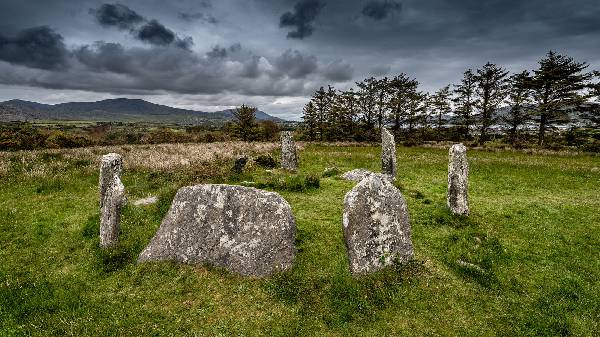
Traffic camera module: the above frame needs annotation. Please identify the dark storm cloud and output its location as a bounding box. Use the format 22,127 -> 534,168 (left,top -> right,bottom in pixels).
323,60 -> 354,82
90,3 -> 145,30
206,43 -> 241,59
273,49 -> 318,78
90,3 -> 193,49
137,20 -> 175,46
178,12 -> 218,24
0,37 -> 341,97
279,0 -> 325,39
361,1 -> 402,20
0,26 -> 69,70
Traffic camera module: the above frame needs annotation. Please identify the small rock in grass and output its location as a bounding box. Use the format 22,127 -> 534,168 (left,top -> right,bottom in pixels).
133,196 -> 158,206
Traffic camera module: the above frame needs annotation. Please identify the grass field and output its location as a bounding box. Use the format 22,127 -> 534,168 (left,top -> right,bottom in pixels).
1,143 -> 599,336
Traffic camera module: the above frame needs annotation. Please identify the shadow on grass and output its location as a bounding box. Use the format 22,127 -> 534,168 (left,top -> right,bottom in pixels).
263,260 -> 426,328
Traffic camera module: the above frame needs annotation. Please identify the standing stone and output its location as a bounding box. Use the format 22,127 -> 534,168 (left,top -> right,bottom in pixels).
381,128 -> 397,179
99,153 -> 125,248
138,184 -> 297,277
447,143 -> 469,215
342,174 -> 413,275
280,131 -> 298,171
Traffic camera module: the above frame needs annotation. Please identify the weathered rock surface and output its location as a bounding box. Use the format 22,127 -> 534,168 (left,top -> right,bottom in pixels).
280,131 -> 298,171
447,143 -> 469,215
342,174 -> 413,275
138,184 -> 297,277
381,128 -> 397,179
342,168 -> 374,182
99,153 -> 125,248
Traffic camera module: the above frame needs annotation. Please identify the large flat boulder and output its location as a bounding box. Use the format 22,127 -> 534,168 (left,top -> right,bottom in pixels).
343,174 -> 413,275
138,184 -> 296,277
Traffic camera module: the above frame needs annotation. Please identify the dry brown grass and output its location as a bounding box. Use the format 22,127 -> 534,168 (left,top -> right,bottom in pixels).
0,142 -> 291,178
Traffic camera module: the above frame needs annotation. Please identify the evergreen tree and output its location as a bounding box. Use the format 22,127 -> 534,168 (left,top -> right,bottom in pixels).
530,51 -> 592,145
404,91 -> 428,138
232,104 -> 257,141
453,69 -> 477,139
356,77 -> 378,129
311,86 -> 329,140
579,70 -> 600,129
474,62 -> 509,145
387,74 -> 419,137
429,85 -> 452,140
301,101 -> 318,139
375,77 -> 390,130
504,71 -> 533,145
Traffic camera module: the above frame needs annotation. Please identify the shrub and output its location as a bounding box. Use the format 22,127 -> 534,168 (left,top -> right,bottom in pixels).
254,154 -> 277,168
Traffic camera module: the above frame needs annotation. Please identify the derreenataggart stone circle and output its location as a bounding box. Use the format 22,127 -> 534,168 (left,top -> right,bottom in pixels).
342,174 -> 413,275
447,143 -> 469,215
280,131 -> 298,171
381,128 -> 397,179
99,153 -> 125,248
138,184 -> 297,277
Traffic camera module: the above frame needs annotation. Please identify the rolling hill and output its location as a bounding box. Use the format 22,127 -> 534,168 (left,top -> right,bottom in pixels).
0,98 -> 285,124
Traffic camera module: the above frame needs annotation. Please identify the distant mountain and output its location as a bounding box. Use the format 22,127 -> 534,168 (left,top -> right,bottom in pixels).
0,98 -> 285,124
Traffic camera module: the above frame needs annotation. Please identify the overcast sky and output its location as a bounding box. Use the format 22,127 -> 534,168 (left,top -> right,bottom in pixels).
1,0 -> 599,120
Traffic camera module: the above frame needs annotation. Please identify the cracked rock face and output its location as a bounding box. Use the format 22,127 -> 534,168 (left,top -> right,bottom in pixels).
447,144 -> 469,215
280,131 -> 298,171
381,128 -> 397,178
99,153 -> 125,248
138,184 -> 297,277
342,174 -> 413,275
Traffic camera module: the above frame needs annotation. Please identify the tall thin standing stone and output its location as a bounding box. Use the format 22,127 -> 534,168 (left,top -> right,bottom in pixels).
381,128 -> 397,179
447,144 -> 469,215
281,131 -> 298,171
99,153 -> 125,248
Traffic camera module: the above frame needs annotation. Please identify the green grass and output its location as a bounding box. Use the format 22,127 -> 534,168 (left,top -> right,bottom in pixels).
1,144 -> 599,336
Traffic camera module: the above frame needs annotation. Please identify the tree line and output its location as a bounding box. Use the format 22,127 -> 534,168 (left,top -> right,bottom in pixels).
300,51 -> 600,149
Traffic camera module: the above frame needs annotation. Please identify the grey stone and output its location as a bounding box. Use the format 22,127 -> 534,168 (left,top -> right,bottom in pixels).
99,153 -> 125,248
138,184 -> 297,277
342,174 -> 413,275
280,131 -> 298,171
447,143 -> 469,215
133,196 -> 158,206
381,128 -> 397,178
342,168 -> 374,182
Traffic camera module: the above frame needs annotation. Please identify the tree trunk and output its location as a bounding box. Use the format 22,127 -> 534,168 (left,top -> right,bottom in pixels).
538,113 -> 547,146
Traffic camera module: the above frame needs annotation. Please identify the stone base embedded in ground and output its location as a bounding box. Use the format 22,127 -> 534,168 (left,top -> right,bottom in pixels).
343,174 -> 413,275
99,153 -> 125,248
447,143 -> 469,215
138,184 -> 297,277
